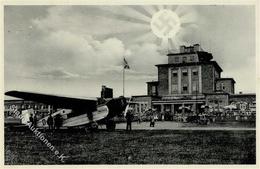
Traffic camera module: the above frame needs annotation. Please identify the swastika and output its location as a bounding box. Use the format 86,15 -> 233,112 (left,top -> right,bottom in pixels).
151,10 -> 181,39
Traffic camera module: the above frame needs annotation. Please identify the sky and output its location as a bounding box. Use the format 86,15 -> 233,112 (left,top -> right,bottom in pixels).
4,5 -> 256,98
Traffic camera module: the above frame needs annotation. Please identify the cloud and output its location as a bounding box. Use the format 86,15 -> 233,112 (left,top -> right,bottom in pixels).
32,6 -> 150,37
37,67 -> 80,79
8,5 -> 167,82
127,43 -> 167,74
8,27 -> 163,81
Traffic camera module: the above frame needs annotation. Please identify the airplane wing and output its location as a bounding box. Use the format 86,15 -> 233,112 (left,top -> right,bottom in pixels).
5,90 -> 97,112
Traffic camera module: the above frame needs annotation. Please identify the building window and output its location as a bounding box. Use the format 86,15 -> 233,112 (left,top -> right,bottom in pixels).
172,70 -> 178,77
136,104 -> 140,113
152,86 -> 156,94
192,69 -> 198,76
221,83 -> 225,90
183,84 -> 188,92
172,84 -> 178,92
141,104 -> 144,112
182,70 -> 188,76
175,57 -> 179,63
192,83 -> 198,92
183,57 -> 187,63
190,56 -> 194,61
215,71 -> 219,78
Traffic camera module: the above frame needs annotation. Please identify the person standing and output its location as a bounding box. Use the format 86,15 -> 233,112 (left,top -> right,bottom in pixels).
137,112 -> 141,124
29,114 -> 34,124
150,115 -> 155,127
33,114 -> 38,127
47,114 -> 54,130
54,114 -> 63,130
125,111 -> 133,131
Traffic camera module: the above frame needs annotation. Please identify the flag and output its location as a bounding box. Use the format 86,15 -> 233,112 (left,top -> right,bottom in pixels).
123,58 -> 130,69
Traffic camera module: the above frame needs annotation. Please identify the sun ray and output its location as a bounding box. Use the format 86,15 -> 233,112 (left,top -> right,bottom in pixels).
169,38 -> 179,52
97,6 -> 150,25
87,13 -> 151,36
129,6 -> 153,18
142,5 -> 157,16
130,31 -> 157,43
97,27 -> 151,40
122,6 -> 152,23
160,38 -> 169,50
174,6 -> 190,17
176,25 -> 199,41
179,12 -> 198,24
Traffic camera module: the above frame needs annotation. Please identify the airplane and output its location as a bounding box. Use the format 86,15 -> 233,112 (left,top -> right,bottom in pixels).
5,90 -> 128,131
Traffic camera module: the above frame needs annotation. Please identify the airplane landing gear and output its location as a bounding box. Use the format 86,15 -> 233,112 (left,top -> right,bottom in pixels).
106,119 -> 116,131
86,121 -> 98,132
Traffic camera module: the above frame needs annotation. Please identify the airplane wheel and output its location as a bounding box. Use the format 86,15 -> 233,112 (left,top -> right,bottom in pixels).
87,122 -> 98,131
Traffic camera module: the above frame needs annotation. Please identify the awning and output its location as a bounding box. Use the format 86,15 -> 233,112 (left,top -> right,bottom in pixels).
178,106 -> 190,110
224,105 -> 237,110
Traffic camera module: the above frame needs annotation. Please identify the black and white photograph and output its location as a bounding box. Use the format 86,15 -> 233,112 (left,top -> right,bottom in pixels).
3,2 -> 258,165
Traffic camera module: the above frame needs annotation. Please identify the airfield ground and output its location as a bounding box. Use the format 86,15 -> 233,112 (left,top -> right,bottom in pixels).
5,121 -> 255,164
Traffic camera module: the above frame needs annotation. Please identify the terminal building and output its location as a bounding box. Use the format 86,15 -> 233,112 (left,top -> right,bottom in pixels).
131,44 -> 255,118
4,99 -> 54,124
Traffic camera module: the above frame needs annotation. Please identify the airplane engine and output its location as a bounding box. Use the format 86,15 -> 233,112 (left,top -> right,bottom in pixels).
105,96 -> 127,119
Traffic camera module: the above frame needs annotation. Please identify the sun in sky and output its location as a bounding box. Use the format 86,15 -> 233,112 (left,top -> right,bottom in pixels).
98,5 -> 198,53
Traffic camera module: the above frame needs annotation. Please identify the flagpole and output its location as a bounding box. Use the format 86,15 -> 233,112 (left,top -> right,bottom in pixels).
123,66 -> 125,97
123,57 -> 129,97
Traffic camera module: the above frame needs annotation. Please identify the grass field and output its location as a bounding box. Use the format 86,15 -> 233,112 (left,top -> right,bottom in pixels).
5,128 -> 255,164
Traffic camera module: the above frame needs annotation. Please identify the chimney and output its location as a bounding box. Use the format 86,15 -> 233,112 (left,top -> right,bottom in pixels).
180,45 -> 185,53
193,44 -> 200,52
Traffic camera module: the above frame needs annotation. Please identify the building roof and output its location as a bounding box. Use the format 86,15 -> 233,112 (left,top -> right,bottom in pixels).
146,81 -> 159,84
167,52 -> 196,56
155,61 -> 223,72
216,78 -> 236,84
131,95 -> 161,99
230,93 -> 256,97
204,92 -> 230,96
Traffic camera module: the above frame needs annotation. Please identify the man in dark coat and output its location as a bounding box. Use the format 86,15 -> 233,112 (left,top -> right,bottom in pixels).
33,114 -> 38,127
47,114 -> 54,130
29,114 -> 34,124
54,114 -> 63,130
125,111 -> 133,131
